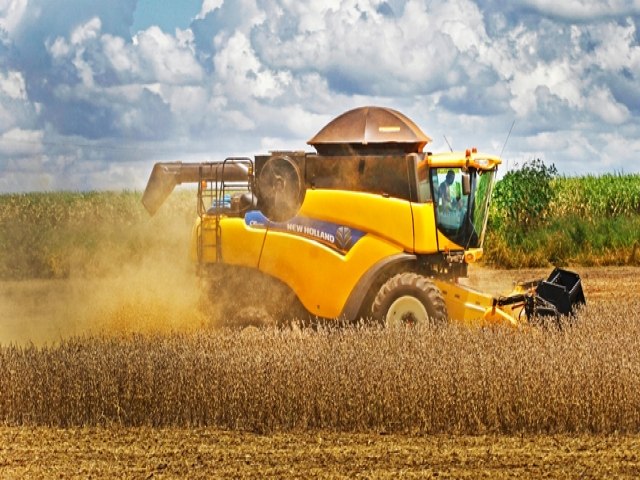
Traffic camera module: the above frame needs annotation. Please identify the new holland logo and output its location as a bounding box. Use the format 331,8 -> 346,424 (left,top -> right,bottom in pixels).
335,226 -> 353,251
245,211 -> 365,254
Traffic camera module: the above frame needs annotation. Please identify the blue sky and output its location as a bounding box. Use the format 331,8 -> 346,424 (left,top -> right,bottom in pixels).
0,0 -> 639,192
132,0 -> 202,33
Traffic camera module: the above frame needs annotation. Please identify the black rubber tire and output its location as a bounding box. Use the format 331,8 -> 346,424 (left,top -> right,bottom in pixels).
371,272 -> 448,327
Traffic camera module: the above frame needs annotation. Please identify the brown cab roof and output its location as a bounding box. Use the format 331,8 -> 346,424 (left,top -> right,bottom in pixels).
307,106 -> 431,152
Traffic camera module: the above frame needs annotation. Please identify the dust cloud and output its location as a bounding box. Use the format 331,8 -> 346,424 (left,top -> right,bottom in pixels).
0,254 -> 206,346
0,193 -> 208,346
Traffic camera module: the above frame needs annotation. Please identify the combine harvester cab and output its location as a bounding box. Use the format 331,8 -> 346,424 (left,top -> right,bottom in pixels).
142,106 -> 585,328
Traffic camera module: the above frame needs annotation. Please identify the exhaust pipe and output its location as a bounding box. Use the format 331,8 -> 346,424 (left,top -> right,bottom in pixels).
142,161 -> 250,215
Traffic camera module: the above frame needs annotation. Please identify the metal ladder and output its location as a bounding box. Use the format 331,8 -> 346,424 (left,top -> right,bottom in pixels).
197,158 -> 253,264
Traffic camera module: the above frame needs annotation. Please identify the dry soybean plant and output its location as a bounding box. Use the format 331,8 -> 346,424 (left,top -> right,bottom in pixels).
1,299 -> 640,434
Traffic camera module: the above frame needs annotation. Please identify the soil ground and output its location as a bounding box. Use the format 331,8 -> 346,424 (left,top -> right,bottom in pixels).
1,266 -> 639,478
2,428 -> 640,479
464,264 -> 636,302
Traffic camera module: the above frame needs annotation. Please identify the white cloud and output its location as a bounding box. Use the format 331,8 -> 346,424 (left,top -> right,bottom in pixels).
135,27 -> 204,84
197,0 -> 224,20
437,0 -> 487,52
596,131 -> 640,169
0,70 -> 26,100
213,31 -> 291,100
1,0 -> 640,192
251,0 -> 472,95
102,34 -> 140,76
160,85 -> 208,117
510,62 -> 583,115
48,21 -> 204,88
0,128 -> 43,155
586,86 -> 631,124
47,36 -> 70,58
0,0 -> 28,35
519,0 -> 640,20
0,70 -> 37,134
70,16 -> 101,45
590,18 -> 640,71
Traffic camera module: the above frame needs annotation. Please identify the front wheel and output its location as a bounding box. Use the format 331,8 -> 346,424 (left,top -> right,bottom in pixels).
371,273 -> 448,328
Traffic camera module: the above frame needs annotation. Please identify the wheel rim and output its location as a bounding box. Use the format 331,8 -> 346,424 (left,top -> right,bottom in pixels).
386,295 -> 429,328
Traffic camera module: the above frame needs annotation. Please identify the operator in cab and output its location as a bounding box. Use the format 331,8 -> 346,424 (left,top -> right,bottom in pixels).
438,169 -> 461,211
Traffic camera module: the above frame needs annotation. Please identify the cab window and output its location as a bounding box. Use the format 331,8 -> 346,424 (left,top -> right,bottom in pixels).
432,168 -> 466,217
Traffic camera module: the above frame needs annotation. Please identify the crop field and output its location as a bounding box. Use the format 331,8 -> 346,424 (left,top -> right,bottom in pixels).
1,189 -> 640,477
2,428 -> 640,478
1,266 -> 639,477
486,168 -> 640,267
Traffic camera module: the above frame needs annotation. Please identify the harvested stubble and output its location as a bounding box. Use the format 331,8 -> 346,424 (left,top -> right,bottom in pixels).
1,300 -> 639,434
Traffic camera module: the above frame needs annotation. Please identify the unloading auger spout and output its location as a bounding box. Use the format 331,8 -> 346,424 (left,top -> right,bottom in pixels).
142,161 -> 251,216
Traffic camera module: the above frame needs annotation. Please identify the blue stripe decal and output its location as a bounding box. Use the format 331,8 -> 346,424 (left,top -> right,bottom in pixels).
245,211 -> 366,254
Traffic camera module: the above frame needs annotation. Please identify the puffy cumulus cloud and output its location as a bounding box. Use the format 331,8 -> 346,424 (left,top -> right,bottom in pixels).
0,0 -> 28,36
0,70 -> 39,153
39,17 -> 208,140
196,0 -> 223,20
213,30 -> 291,101
0,128 -> 48,192
250,0 -> 485,96
0,70 -> 26,100
466,4 -> 640,141
0,128 -> 43,156
134,27 -> 204,84
513,125 -> 640,173
596,130 -> 640,170
586,86 -> 631,124
47,20 -> 204,88
509,61 -> 582,116
587,18 -> 640,72
1,0 -> 640,193
517,0 -> 640,21
190,0 -> 265,58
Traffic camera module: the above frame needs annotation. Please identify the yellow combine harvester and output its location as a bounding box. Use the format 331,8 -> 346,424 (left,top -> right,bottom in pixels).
143,107 -> 585,328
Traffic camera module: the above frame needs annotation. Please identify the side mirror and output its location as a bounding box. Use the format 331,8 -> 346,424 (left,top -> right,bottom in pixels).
462,173 -> 471,196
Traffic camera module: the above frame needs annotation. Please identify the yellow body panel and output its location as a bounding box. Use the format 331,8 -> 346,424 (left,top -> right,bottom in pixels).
410,202 -> 466,253
410,202 -> 437,253
299,189 -> 414,251
259,231 -> 403,318
421,151 -> 502,170
220,218 -> 266,267
436,230 -> 465,252
432,279 -> 495,325
433,279 -> 526,327
190,216 -> 265,267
